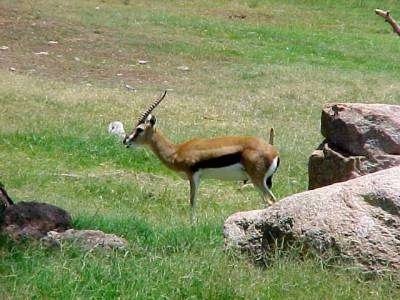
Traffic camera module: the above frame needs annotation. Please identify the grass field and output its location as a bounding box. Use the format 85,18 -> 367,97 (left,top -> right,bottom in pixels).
1,0 -> 400,298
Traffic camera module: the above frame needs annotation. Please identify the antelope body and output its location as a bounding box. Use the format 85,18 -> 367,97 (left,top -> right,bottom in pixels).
123,91 -> 280,219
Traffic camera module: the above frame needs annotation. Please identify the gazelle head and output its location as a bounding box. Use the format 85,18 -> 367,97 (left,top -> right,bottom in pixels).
123,90 -> 167,148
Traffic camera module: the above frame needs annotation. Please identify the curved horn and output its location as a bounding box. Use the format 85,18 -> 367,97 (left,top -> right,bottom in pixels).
136,90 -> 167,125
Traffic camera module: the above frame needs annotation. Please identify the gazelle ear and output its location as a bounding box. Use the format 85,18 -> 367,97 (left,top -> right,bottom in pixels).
146,114 -> 157,127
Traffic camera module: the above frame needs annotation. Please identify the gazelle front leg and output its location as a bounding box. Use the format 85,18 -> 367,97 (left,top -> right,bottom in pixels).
262,187 -> 276,206
253,183 -> 276,206
189,172 -> 200,222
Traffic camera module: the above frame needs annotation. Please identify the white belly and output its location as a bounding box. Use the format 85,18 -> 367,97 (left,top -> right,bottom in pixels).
198,163 -> 249,181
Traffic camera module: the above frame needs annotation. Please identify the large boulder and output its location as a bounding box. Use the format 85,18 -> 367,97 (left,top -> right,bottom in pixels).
308,103 -> 400,189
224,166 -> 400,271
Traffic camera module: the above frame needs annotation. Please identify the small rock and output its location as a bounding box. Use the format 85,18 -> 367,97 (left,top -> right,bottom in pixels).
34,51 -> 49,55
108,121 -> 126,140
177,65 -> 190,71
228,13 -> 246,19
138,59 -> 149,65
0,46 -> 9,50
74,57 -> 80,62
9,67 -> 16,72
47,41 -> 58,45
43,229 -> 128,251
124,84 -> 136,92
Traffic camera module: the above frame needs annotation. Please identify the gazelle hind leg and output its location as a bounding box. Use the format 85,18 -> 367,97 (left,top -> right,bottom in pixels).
254,182 -> 276,206
189,172 -> 200,223
263,184 -> 277,205
261,156 -> 279,205
250,166 -> 278,206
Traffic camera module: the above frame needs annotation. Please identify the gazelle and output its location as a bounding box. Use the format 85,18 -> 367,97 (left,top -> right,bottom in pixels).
122,91 -> 280,219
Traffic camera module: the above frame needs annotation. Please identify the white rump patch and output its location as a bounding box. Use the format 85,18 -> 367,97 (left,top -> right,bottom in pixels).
261,156 -> 279,202
264,156 -> 279,180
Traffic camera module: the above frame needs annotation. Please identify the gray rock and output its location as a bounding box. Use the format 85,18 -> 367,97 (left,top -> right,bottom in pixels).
43,229 -> 128,251
224,166 -> 400,271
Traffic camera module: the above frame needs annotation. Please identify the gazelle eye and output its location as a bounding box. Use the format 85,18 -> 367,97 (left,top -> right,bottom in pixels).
133,127 -> 144,137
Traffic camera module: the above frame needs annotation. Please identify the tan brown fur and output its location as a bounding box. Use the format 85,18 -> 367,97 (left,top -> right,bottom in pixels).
145,130 -> 278,180
124,114 -> 279,220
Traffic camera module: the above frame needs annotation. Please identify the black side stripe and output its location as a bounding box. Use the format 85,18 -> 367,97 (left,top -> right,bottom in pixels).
266,176 -> 273,189
190,152 -> 242,173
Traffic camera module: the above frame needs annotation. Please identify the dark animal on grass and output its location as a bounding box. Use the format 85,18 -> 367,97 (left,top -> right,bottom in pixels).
0,183 -> 72,241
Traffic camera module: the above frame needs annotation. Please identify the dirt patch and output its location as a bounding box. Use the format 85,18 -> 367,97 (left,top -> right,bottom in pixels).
0,3 -> 165,88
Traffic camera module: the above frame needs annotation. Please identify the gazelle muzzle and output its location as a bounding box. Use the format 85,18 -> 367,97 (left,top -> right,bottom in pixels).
123,133 -> 135,148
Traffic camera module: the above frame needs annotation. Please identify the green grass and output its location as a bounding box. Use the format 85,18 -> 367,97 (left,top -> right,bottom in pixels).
1,0 -> 400,298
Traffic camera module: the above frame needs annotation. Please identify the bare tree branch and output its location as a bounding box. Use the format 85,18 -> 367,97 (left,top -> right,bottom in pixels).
375,9 -> 400,36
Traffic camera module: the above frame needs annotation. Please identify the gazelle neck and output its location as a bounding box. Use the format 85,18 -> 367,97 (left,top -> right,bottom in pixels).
147,129 -> 177,168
